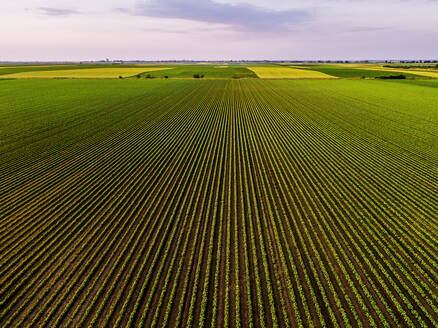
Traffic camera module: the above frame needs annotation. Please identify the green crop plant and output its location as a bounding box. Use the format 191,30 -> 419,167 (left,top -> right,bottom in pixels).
1,76 -> 438,327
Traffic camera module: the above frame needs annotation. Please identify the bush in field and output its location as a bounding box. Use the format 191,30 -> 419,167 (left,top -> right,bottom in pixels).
376,74 -> 406,79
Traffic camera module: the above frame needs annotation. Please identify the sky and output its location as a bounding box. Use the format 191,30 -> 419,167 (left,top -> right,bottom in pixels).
1,0 -> 438,61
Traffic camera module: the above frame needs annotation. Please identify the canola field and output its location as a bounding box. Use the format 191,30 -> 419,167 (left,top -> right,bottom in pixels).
247,66 -> 336,79
1,67 -> 171,79
1,78 -> 438,327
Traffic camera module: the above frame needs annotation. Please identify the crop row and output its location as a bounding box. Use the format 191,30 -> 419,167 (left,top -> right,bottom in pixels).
0,79 -> 437,327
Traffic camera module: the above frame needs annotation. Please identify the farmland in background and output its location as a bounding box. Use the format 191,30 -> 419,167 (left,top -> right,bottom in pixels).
0,64 -> 257,79
247,66 -> 335,79
0,64 -> 158,76
362,67 -> 438,78
1,67 -> 172,79
288,64 -> 429,79
1,77 -> 438,327
1,63 -> 437,80
136,64 -> 258,79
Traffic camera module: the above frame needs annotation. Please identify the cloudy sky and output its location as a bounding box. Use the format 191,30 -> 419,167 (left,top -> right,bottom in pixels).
1,0 -> 438,61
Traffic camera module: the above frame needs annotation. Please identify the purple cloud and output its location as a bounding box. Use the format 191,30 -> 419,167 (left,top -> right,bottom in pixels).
38,7 -> 79,16
131,0 -> 310,32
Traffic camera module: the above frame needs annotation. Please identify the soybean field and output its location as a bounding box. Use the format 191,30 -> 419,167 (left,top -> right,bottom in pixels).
1,78 -> 438,327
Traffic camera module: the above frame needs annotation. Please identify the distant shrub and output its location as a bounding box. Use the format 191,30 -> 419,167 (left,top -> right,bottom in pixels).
119,76 -> 123,79
193,74 -> 200,79
136,74 -> 141,78
164,76 -> 169,79
384,64 -> 438,69
146,74 -> 154,79
376,74 -> 406,79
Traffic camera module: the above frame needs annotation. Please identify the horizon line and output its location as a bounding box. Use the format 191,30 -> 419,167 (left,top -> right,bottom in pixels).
1,59 -> 438,63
